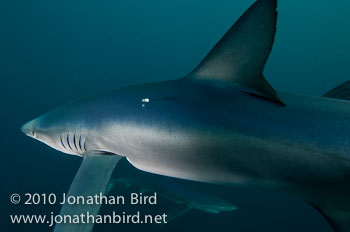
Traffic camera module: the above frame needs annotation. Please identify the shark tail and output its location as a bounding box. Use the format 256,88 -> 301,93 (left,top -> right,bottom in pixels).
309,203 -> 350,232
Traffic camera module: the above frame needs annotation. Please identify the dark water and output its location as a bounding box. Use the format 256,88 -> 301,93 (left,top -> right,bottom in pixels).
1,0 -> 349,231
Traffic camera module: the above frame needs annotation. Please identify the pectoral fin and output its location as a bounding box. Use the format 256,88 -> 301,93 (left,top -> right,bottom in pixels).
54,152 -> 122,232
165,204 -> 192,223
106,182 -> 115,195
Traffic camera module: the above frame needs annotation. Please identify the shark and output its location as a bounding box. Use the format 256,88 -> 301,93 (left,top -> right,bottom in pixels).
21,0 -> 350,231
107,158 -> 237,222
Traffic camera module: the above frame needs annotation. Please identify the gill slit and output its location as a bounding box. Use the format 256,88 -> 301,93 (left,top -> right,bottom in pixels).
73,133 -> 78,151
83,138 -> 87,153
78,135 -> 82,152
66,133 -> 72,151
60,135 -> 66,149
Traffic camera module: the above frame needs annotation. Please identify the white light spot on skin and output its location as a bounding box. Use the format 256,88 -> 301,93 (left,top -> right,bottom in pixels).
141,98 -> 150,108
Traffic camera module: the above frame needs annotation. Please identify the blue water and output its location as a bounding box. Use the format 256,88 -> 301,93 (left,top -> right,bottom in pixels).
1,0 -> 349,231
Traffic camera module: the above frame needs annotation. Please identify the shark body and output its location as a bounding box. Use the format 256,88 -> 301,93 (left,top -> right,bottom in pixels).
21,0 -> 350,231
109,158 -> 237,220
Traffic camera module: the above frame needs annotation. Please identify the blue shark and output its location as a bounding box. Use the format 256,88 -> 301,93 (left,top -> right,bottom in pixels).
21,0 -> 350,231
108,158 -> 237,221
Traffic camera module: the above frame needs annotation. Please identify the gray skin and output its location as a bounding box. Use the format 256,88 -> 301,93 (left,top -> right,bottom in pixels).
20,0 -> 350,230
109,158 -> 237,214
22,78 -> 350,209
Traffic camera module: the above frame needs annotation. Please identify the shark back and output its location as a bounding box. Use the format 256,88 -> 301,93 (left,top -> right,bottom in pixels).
21,0 -> 350,231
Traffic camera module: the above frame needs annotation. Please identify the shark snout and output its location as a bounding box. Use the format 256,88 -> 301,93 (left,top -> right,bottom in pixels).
21,119 -> 37,138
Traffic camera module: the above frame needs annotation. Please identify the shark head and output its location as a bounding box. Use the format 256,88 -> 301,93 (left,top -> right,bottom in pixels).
21,100 -> 101,156
21,0 -> 283,171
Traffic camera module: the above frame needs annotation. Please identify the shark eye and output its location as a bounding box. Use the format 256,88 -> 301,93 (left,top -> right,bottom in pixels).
31,131 -> 36,138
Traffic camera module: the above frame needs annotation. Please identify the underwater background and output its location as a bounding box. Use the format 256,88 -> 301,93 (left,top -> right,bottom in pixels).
1,0 -> 349,231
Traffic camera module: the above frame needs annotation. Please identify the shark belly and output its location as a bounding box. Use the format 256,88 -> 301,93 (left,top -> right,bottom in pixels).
20,0 -> 350,230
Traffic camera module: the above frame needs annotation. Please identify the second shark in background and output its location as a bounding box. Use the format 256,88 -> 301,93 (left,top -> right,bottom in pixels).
107,158 -> 237,222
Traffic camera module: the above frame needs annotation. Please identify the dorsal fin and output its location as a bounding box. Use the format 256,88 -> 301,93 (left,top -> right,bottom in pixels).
188,0 -> 284,105
323,81 -> 350,100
